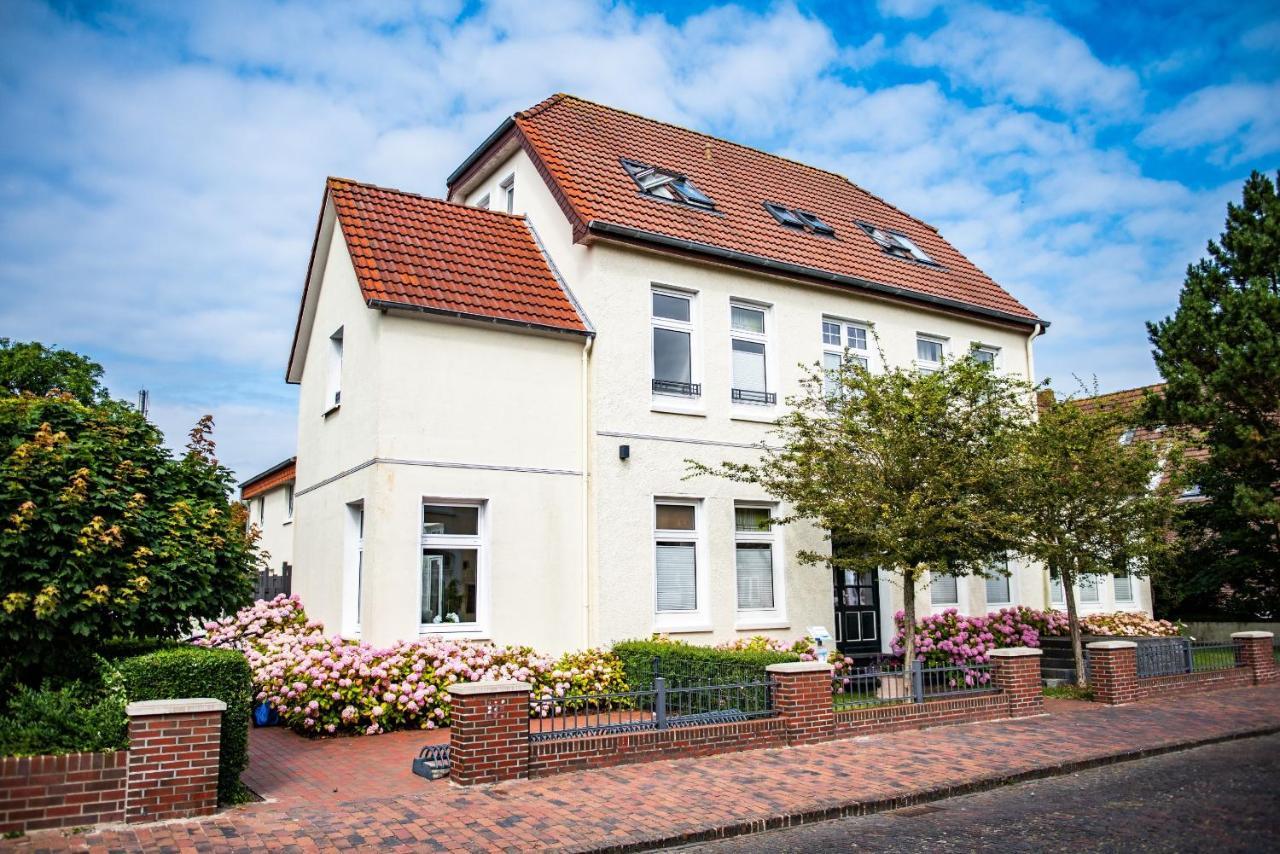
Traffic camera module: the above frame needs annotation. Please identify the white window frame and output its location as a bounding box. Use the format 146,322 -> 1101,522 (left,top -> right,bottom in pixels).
1049,574 -> 1065,606
341,501 -> 364,637
652,497 -> 709,632
984,558 -> 1014,606
915,334 -> 946,373
500,174 -> 515,213
1113,567 -> 1136,606
650,285 -> 701,406
822,316 -> 872,397
418,499 -> 488,636
733,502 -> 787,628
1077,574 -> 1102,605
729,300 -> 774,407
326,327 -> 344,413
283,484 -> 294,523
929,571 -> 959,609
971,343 -> 1000,369
256,496 -> 265,525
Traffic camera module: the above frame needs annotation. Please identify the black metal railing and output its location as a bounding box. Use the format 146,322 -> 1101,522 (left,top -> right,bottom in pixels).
731,388 -> 777,405
832,661 -> 997,710
530,659 -> 775,741
254,563 -> 292,600
1135,637 -> 1241,678
652,379 -> 701,397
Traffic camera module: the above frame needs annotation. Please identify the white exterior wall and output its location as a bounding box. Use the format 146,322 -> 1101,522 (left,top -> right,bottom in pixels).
247,483 -> 294,573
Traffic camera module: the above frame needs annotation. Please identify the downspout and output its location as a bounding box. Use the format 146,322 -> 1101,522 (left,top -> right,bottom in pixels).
580,335 -> 594,649
1025,322 -> 1043,386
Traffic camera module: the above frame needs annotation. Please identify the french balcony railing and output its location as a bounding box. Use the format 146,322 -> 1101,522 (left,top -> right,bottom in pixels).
731,387 -> 776,405
653,379 -> 701,397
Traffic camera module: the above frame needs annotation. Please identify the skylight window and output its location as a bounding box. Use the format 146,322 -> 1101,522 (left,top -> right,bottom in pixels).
764,202 -> 835,236
858,222 -> 936,264
621,159 -> 715,210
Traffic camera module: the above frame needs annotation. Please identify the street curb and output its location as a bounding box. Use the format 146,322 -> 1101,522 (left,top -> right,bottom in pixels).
571,724 -> 1280,853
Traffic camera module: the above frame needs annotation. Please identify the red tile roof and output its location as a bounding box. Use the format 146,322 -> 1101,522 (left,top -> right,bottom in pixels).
458,94 -> 1043,328
241,458 -> 296,501
327,178 -> 588,334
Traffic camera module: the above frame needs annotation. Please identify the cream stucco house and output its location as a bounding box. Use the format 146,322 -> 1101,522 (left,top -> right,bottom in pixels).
277,94 -> 1153,654
240,457 -> 296,584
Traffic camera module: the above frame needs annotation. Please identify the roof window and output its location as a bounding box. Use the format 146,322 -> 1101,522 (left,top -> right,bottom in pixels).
858,222 -> 936,264
621,159 -> 715,210
764,202 -> 835,236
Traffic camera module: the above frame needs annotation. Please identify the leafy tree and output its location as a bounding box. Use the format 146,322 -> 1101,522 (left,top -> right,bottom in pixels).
0,339 -> 106,404
1016,389 -> 1175,686
689,352 -> 1032,675
1146,170 -> 1280,619
0,393 -> 259,686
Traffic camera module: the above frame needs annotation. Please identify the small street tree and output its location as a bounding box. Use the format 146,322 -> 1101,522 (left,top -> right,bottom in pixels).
1016,390 -> 1176,686
1146,170 -> 1280,619
689,351 -> 1032,674
0,339 -> 107,405
0,390 -> 259,686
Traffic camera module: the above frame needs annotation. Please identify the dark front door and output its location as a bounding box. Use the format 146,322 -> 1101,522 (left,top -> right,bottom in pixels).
833,567 -> 881,655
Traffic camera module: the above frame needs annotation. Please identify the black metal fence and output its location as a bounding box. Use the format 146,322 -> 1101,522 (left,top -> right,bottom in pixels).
832,661 -> 998,709
530,657 -> 775,742
1135,637 -> 1239,678
254,563 -> 292,600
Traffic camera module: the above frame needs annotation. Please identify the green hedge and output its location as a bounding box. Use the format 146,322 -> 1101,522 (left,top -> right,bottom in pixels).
0,678 -> 128,757
116,647 -> 252,804
612,639 -> 800,690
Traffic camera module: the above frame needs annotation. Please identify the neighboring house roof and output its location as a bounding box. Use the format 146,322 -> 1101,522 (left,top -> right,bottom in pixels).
448,94 -> 1046,330
327,177 -> 589,334
241,457 -> 296,501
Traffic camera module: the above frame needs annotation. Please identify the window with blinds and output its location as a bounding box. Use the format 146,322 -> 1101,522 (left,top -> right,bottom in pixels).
734,505 -> 776,611
1113,570 -> 1134,602
821,317 -> 870,398
655,502 -> 698,612
1077,575 -> 1101,603
930,574 -> 958,606
1050,575 -> 1064,604
985,574 -> 1011,604
730,302 -> 772,404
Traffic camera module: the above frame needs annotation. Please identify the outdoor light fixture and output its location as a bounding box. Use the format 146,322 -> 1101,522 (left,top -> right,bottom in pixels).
619,444 -> 630,461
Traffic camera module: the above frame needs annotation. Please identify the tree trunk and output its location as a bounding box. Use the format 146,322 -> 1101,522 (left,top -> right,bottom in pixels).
901,566 -> 918,697
1061,561 -> 1086,688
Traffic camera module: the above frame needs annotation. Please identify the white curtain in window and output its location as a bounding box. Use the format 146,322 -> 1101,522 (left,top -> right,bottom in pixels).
732,339 -> 766,392
930,574 -> 958,605
656,543 -> 696,611
736,544 -> 775,609
985,574 -> 1010,603
1114,572 -> 1133,601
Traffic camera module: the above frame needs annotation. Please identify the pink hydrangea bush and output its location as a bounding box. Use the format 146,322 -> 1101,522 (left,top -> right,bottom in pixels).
1043,610 -> 1182,638
197,596 -> 627,736
890,607 -> 1070,668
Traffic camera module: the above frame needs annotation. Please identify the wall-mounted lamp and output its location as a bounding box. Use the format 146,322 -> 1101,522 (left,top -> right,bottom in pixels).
619,444 -> 630,461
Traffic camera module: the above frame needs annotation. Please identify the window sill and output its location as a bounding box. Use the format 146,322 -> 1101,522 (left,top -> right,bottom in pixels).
652,621 -> 713,634
735,618 -> 790,631
730,409 -> 778,424
420,625 -> 489,639
651,401 -> 706,417
323,404 -> 341,419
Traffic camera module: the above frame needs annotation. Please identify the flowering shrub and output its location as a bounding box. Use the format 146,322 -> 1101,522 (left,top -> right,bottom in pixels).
197,596 -> 628,736
1044,610 -> 1183,638
890,607 -> 1071,668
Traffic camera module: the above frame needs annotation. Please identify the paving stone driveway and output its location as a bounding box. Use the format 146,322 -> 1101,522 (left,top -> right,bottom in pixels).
7,685 -> 1280,853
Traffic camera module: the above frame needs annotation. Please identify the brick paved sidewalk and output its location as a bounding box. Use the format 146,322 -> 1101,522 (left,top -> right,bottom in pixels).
8,684 -> 1280,853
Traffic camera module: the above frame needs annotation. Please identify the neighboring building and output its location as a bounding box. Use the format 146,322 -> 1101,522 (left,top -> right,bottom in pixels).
240,457 -> 296,580
282,93 -> 1151,654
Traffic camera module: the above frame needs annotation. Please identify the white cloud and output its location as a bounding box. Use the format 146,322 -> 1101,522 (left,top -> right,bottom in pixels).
1139,82 -> 1280,164
899,5 -> 1141,115
877,0 -> 943,20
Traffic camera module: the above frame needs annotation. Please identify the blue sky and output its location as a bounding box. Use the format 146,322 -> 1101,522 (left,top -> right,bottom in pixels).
1,0 -> 1277,481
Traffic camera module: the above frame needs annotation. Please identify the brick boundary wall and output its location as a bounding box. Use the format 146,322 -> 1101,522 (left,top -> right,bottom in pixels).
0,751 -> 128,833
0,698 -> 225,835
529,717 -> 786,777
1088,632 -> 1276,706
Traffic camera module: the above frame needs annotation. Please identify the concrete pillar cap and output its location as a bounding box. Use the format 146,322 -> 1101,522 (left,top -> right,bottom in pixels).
765,661 -> 834,674
1086,640 -> 1138,650
989,647 -> 1043,657
1231,631 -> 1275,639
447,680 -> 532,696
126,698 -> 226,717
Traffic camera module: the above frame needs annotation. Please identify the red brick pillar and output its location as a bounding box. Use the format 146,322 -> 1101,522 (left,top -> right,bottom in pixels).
1086,641 -> 1139,705
766,661 -> 835,746
1232,631 -> 1277,685
124,698 -> 225,823
447,681 -> 531,786
990,647 -> 1044,717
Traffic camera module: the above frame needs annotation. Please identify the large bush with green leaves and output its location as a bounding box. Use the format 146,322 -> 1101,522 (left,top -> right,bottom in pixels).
612,637 -> 803,689
0,391 -> 258,686
0,670 -> 128,757
115,646 -> 253,804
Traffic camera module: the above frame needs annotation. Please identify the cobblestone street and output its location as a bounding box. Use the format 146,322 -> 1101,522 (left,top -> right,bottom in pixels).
682,733 -> 1280,853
